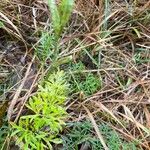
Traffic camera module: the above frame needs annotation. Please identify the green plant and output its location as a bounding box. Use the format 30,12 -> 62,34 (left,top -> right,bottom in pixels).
70,61 -> 85,71
35,0 -> 74,65
11,71 -> 68,150
47,0 -> 74,60
48,0 -> 74,39
0,124 -> 9,149
61,121 -> 100,150
35,32 -> 55,63
68,62 -> 101,96
10,1 -> 74,147
0,21 -> 4,28
81,73 -> 101,95
61,120 -> 139,150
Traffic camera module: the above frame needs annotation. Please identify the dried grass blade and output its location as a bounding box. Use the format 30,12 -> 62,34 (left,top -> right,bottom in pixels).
7,56 -> 35,121
123,105 -> 150,135
144,105 -> 150,128
83,105 -> 109,150
95,101 -> 124,127
0,12 -> 25,42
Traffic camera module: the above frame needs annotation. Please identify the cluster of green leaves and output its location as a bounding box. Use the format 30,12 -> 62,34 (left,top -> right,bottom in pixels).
11,71 -> 68,150
48,0 -> 74,39
35,0 -> 74,63
35,32 -> 55,62
0,21 -> 4,28
0,124 -> 9,149
10,1 -> 75,148
68,62 -> 101,96
35,32 -> 72,66
61,120 -> 139,150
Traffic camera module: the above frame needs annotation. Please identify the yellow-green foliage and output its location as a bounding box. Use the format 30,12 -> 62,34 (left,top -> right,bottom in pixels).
11,71 -> 68,150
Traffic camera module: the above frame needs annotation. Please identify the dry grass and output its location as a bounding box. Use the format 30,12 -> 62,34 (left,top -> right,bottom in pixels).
0,0 -> 150,149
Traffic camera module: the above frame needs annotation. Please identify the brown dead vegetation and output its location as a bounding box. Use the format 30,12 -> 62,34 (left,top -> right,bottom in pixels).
0,0 -> 150,149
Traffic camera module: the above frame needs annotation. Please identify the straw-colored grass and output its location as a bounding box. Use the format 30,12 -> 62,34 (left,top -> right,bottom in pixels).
0,0 -> 150,149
